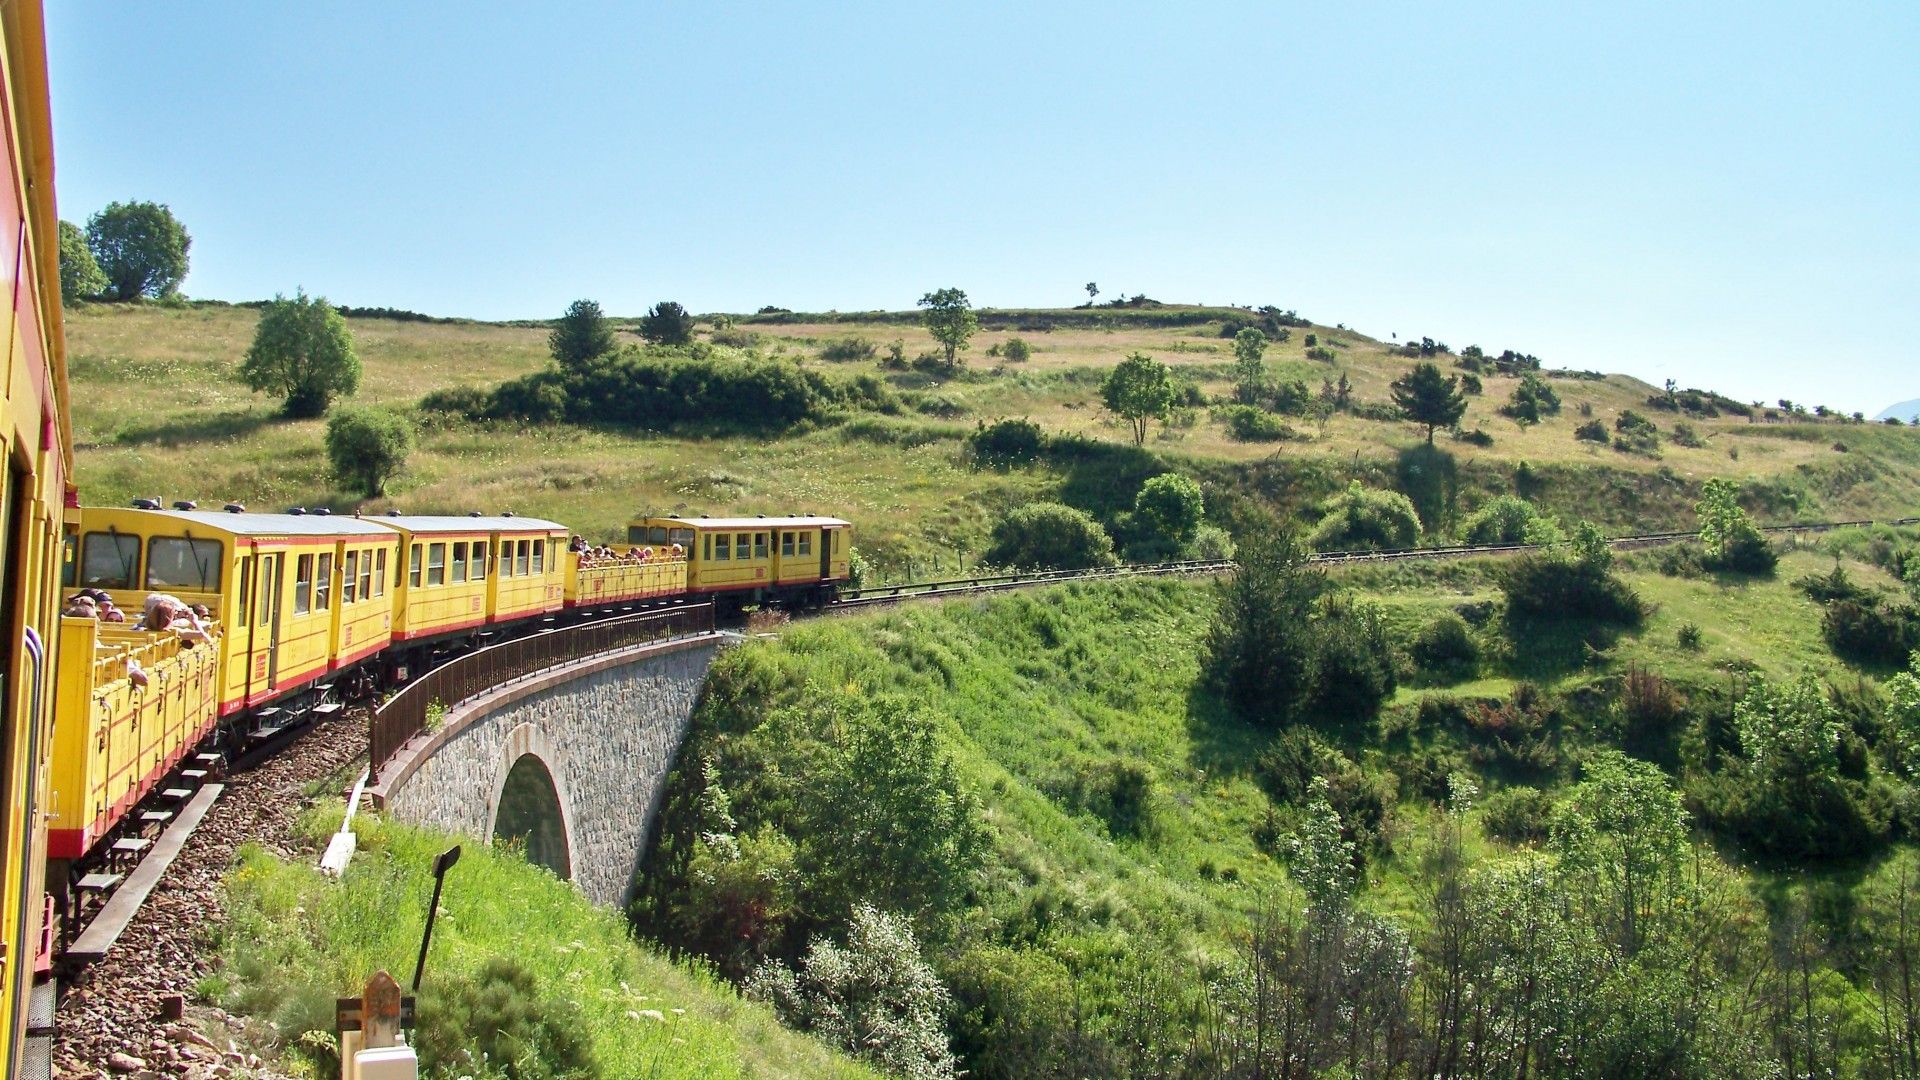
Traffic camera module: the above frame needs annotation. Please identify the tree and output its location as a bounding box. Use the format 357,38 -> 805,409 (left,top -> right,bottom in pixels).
1308,481 -> 1422,552
1462,494 -> 1544,546
1001,337 -> 1031,363
85,200 -> 190,300
1550,749 -> 1689,955
918,288 -> 978,371
325,407 -> 414,497
1085,282 -> 1099,302
548,298 -> 614,371
1500,372 -> 1562,425
1204,525 -> 1325,726
1101,352 -> 1175,446
1134,473 -> 1204,550
639,300 -> 695,346
57,219 -> 105,303
238,290 -> 361,417
983,502 -> 1115,570
1696,476 -> 1776,573
1231,327 -> 1267,405
1390,361 -> 1468,444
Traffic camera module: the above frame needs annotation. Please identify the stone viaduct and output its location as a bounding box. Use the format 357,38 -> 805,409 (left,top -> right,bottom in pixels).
369,633 -> 728,907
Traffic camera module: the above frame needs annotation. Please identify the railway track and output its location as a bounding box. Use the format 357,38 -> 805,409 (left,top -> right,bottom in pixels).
830,516 -> 1905,610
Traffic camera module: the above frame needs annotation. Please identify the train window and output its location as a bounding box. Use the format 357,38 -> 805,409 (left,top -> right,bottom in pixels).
427,543 -> 447,586
81,531 -> 140,590
754,533 -> 768,559
315,554 -> 333,610
409,544 -> 423,587
344,551 -> 359,604
533,539 -> 545,574
237,558 -> 252,625
360,550 -> 375,599
294,554 -> 313,615
375,549 -> 388,597
628,526 -> 648,546
649,527 -> 668,545
470,543 -> 486,580
451,542 -> 468,583
516,539 -> 530,576
669,528 -> 693,549
798,531 -> 812,556
146,536 -> 223,592
781,531 -> 794,557
736,533 -> 751,559
714,533 -> 730,561
702,535 -> 711,561
259,555 -> 275,626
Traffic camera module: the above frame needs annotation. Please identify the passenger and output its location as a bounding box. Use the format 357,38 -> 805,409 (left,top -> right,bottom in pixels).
126,657 -> 148,689
637,547 -> 652,562
627,546 -> 642,560
569,535 -> 587,553
190,603 -> 212,622
63,595 -> 97,618
99,599 -> 127,623
139,594 -> 210,643
669,543 -> 685,558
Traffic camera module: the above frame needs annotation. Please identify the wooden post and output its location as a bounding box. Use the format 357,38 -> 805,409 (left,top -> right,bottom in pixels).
363,970 -> 403,1048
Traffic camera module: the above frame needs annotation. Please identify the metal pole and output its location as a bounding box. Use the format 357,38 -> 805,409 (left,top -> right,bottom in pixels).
412,845 -> 461,993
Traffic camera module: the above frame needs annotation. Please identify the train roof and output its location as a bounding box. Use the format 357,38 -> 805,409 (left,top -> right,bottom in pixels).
80,507 -> 398,538
639,515 -> 851,530
365,514 -> 568,534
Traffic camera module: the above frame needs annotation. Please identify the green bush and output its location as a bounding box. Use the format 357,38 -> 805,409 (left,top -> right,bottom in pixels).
1191,525 -> 1236,561
1461,495 -> 1543,546
639,300 -> 696,345
1254,728 -> 1338,806
968,418 -> 1046,465
1613,410 -> 1661,455
1001,337 -> 1032,363
1133,473 -> 1204,551
1499,373 -> 1563,424
1480,786 -> 1555,843
1206,527 -> 1325,726
1500,523 -> 1645,627
1796,563 -> 1870,605
1217,404 -> 1299,442
324,407 -> 414,497
1823,600 -> 1920,666
819,337 -> 878,362
983,502 -> 1115,571
1410,611 -> 1480,682
1311,597 -> 1398,723
1308,482 -> 1422,552
1574,418 -> 1610,444
418,385 -> 492,420
415,957 -> 600,1080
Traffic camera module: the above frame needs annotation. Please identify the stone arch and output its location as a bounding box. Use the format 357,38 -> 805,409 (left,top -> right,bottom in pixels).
488,723 -> 578,880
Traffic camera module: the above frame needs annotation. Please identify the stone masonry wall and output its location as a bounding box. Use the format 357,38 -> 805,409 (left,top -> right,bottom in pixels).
378,636 -> 724,906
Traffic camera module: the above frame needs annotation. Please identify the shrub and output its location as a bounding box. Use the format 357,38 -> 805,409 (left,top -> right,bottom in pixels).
1500,523 -> 1645,626
1461,495 -> 1542,546
1254,728 -> 1336,806
638,300 -> 696,345
710,326 -> 762,349
968,418 -> 1045,465
1574,419 -> 1610,444
489,371 -> 569,424
1823,601 -> 1920,666
418,385 -> 492,420
818,336 -> 877,362
414,958 -> 599,1080
1217,404 -> 1299,442
1312,596 -> 1399,723
1613,410 -> 1660,455
1206,527 -> 1325,726
1001,337 -> 1032,362
1133,473 -> 1205,550
1308,481 -> 1422,552
1410,611 -> 1480,682
747,905 -> 958,1080
1452,427 -> 1494,447
1696,477 -> 1776,574
1480,786 -> 1555,844
325,408 -> 414,497
1795,563 -> 1870,605
1305,345 -> 1337,363
1677,622 -> 1704,650
499,349 -> 884,433
1191,525 -> 1236,561
1671,422 -> 1706,448
983,502 -> 1115,571
1500,373 -> 1562,424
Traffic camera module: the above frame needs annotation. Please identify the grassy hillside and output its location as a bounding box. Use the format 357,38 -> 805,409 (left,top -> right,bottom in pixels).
211,808 -> 877,1079
65,300 -> 1920,576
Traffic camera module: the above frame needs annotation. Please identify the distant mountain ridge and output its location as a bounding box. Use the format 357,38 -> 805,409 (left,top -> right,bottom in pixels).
1878,398 -> 1920,422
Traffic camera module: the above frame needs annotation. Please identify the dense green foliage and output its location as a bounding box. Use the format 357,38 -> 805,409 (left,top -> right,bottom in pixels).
1389,361 -> 1468,444
1309,481 -> 1422,552
1230,327 -> 1267,405
1461,494 -> 1544,545
85,199 -> 190,300
549,298 -> 616,372
57,219 -> 105,303
1216,403 -> 1299,442
325,407 -> 414,497
982,501 -> 1115,570
1130,473 -> 1205,553
414,957 -> 600,1078
640,300 -> 697,346
1696,477 -> 1777,573
1499,372 -> 1563,424
1500,520 -> 1646,626
237,290 -> 361,417
1102,352 -> 1175,446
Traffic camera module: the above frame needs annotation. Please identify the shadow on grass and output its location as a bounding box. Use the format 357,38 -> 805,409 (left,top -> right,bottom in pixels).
1183,680 -> 1269,778
1500,615 -> 1633,683
114,408 -> 280,448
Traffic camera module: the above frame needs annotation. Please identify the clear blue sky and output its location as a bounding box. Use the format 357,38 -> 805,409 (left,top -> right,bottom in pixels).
45,1 -> 1918,414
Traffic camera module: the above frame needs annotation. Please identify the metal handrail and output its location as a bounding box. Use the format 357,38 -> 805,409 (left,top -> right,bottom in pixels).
368,604 -> 715,775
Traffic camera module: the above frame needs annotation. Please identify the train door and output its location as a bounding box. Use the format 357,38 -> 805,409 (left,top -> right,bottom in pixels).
0,461 -> 29,1016
819,529 -> 831,579
258,552 -> 283,690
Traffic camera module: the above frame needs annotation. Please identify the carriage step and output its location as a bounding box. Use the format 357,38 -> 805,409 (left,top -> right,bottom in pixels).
313,702 -> 344,715
194,753 -> 224,767
26,978 -> 55,1037
74,872 -> 121,895
69,786 -> 224,966
251,725 -> 285,741
160,787 -> 193,802
181,769 -> 209,782
109,838 -> 151,858
139,810 -> 173,827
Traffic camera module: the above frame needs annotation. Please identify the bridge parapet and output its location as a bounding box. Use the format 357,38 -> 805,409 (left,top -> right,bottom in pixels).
369,632 -> 728,906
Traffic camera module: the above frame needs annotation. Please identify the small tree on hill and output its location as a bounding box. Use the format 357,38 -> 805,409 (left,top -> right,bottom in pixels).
639,300 -> 696,346
326,407 -> 414,497
1134,473 -> 1205,551
1102,352 -> 1175,446
85,200 -> 190,300
1231,327 -> 1268,405
1696,476 -> 1776,573
1205,525 -> 1325,726
918,288 -> 978,372
238,290 -> 360,417
57,220 -> 105,303
549,298 -> 614,372
1085,282 -> 1099,302
1390,361 -> 1468,445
